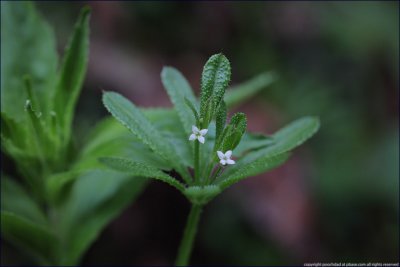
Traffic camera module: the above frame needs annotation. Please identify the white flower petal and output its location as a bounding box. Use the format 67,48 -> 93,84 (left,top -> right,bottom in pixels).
220,159 -> 227,165
189,134 -> 196,141
199,129 -> 208,135
217,151 -> 224,159
198,136 -> 205,144
227,159 -> 235,165
192,125 -> 199,134
225,150 -> 232,158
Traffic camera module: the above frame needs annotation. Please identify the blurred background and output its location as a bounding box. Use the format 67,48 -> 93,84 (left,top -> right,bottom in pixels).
8,1 -> 400,265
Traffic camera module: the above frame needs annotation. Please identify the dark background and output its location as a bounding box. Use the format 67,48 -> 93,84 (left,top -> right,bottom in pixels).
7,1 -> 400,265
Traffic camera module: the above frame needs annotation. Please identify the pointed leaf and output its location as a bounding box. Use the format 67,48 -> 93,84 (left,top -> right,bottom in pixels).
102,91 -> 191,182
215,101 -> 227,141
100,157 -> 185,192
53,6 -> 90,145
200,54 -> 231,126
217,153 -> 290,190
218,116 -> 320,185
161,67 -> 197,134
215,112 -> 247,153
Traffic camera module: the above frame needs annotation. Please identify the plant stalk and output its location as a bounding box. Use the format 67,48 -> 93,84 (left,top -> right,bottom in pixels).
175,204 -> 203,266
194,141 -> 200,183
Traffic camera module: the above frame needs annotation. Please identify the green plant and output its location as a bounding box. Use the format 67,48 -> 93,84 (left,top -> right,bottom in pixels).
102,53 -> 320,265
0,3 -> 149,265
0,3 -> 281,265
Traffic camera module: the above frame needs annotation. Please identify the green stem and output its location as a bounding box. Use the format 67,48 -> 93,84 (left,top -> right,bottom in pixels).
194,141 -> 200,183
175,204 -> 203,266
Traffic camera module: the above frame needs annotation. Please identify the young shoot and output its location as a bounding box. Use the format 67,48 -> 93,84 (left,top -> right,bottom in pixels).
101,53 -> 320,266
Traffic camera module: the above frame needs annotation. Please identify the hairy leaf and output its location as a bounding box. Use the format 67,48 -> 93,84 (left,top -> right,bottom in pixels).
215,101 -> 227,141
100,157 -> 185,192
217,153 -> 290,190
200,54 -> 231,127
184,185 -> 221,205
219,116 -> 320,183
216,112 -> 247,153
161,67 -> 197,135
102,91 -> 190,182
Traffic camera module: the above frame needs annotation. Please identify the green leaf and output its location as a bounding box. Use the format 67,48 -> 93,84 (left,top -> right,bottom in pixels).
1,176 -> 47,225
57,170 -> 147,265
200,54 -> 231,127
184,97 -> 200,125
161,67 -> 197,135
1,1 -> 58,121
217,153 -> 290,190
216,112 -> 247,153
102,91 -> 191,182
184,185 -> 221,205
1,211 -> 58,265
225,71 -> 276,109
234,132 -> 274,156
73,116 -> 170,171
218,116 -> 320,187
265,116 -> 320,156
100,157 -> 185,192
215,101 -> 227,141
52,6 -> 90,146
1,112 -> 27,149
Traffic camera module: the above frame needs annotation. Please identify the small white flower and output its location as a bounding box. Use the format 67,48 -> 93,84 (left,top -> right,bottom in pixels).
217,150 -> 235,165
189,125 -> 208,144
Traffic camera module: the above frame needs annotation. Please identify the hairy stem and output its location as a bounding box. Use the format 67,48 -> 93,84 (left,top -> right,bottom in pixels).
175,204 -> 203,266
194,141 -> 200,183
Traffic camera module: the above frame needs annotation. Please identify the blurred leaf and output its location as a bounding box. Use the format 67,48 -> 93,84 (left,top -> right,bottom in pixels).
102,92 -> 191,182
161,67 -> 198,135
200,54 -> 231,127
73,116 -> 170,171
100,157 -> 185,192
53,6 -> 90,146
234,132 -> 274,157
1,211 -> 58,265
225,72 -> 276,108
58,170 -> 147,265
1,1 -> 57,121
1,176 -> 47,225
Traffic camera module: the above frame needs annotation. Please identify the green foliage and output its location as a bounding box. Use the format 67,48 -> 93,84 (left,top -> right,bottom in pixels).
56,170 -> 146,265
184,185 -> 221,205
1,1 -> 57,121
100,157 -> 185,192
103,53 -> 319,209
161,67 -> 198,135
224,72 -> 276,108
1,211 -> 59,265
102,91 -> 191,182
199,53 -> 231,128
52,6 -> 90,148
215,112 -> 247,154
1,3 -> 148,265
